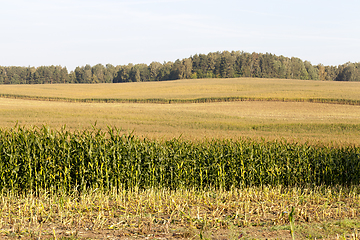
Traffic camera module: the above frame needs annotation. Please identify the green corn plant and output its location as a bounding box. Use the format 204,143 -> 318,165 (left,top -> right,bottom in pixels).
0,125 -> 360,193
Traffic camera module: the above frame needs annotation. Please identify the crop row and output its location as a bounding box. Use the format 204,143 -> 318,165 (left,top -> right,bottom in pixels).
1,93 -> 360,105
0,126 -> 359,193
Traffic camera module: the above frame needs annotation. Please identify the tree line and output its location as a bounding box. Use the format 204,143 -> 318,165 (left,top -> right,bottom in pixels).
1,51 -> 359,84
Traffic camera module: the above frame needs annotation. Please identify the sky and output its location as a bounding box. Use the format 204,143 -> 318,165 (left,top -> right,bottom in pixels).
1,0 -> 359,71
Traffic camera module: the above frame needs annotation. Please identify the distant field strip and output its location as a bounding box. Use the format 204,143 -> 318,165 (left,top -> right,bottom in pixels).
1,78 -> 360,99
2,97 -> 360,144
1,93 -> 360,105
2,78 -> 360,144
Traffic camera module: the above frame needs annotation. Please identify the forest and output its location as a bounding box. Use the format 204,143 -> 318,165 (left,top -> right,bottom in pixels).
0,51 -> 359,84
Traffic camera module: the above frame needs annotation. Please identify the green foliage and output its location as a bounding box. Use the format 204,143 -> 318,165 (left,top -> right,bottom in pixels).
0,65 -> 70,84
1,51 -> 359,84
336,63 -> 360,81
0,126 -> 360,193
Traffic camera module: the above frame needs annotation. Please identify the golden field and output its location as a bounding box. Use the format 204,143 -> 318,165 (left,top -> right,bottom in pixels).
1,77 -> 360,145
0,77 -> 360,100
0,98 -> 360,145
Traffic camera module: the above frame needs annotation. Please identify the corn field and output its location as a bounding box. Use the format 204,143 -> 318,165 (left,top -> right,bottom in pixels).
0,126 -> 359,193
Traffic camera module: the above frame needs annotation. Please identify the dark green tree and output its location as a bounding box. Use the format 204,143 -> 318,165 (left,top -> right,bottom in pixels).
304,61 -> 319,80
219,51 -> 235,78
149,61 -> 162,81
336,63 -> 360,81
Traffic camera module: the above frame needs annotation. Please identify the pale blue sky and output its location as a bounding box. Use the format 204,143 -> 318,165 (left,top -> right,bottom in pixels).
1,0 -> 359,71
